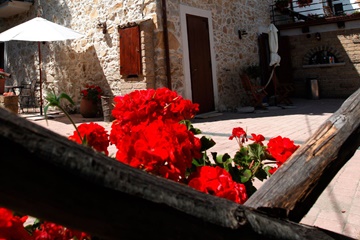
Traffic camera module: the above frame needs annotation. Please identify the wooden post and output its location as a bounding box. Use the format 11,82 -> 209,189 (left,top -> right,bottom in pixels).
245,88 -> 360,222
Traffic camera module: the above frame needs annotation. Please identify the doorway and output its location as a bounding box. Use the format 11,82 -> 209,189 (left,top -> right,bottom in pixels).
180,5 -> 217,114
186,14 -> 214,113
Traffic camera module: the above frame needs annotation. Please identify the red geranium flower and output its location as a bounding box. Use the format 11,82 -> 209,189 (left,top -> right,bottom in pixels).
114,119 -> 201,182
229,127 -> 247,148
188,166 -> 248,204
33,221 -> 91,240
69,122 -> 110,155
0,208 -> 32,240
267,136 -> 299,164
249,133 -> 265,145
81,84 -> 103,103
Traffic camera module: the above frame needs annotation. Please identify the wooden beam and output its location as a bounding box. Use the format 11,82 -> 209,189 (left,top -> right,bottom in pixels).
245,88 -> 360,222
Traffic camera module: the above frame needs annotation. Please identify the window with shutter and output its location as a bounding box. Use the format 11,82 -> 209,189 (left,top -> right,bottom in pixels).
119,25 -> 141,77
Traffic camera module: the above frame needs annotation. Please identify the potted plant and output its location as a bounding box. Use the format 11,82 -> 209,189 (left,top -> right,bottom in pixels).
79,84 -> 103,118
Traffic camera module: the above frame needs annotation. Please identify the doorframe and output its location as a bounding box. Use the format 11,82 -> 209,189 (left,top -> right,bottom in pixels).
180,4 -> 218,109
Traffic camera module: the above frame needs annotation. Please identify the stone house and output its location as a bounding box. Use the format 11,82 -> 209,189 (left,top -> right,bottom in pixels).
3,0 -> 358,115
0,0 -> 273,114
272,0 -> 360,99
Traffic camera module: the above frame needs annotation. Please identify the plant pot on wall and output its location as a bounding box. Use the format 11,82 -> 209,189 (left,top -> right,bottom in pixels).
80,98 -> 99,118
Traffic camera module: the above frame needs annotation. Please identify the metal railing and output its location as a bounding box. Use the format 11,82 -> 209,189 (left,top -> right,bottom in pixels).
271,0 -> 360,26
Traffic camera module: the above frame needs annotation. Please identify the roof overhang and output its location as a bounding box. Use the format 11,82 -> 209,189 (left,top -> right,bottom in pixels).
0,1 -> 33,19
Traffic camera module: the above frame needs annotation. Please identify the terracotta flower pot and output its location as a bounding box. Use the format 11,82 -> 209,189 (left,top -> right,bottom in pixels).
80,98 -> 98,118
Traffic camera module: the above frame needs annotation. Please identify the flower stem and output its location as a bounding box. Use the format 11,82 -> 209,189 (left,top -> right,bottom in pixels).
58,105 -> 83,143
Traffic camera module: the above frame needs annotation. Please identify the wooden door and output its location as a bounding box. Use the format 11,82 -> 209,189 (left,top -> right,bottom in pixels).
186,14 -> 215,114
0,43 -> 4,69
258,33 -> 271,93
277,36 -> 293,86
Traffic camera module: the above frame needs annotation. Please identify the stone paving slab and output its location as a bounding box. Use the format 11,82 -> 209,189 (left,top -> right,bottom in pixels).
22,97 -> 360,239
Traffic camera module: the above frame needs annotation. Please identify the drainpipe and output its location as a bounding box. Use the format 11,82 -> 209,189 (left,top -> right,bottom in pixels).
161,0 -> 172,90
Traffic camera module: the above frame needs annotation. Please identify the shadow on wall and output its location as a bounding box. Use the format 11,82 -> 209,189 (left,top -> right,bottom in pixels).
51,45 -> 111,105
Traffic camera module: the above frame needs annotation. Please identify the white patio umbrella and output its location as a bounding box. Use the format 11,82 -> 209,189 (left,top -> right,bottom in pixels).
260,23 -> 281,93
0,17 -> 84,115
267,23 -> 281,105
268,23 -> 281,67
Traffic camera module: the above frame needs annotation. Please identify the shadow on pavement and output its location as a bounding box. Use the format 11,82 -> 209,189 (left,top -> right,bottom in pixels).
193,98 -> 346,123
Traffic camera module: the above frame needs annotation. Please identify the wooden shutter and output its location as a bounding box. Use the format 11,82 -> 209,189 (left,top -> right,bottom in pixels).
0,43 -> 4,68
119,25 -> 141,76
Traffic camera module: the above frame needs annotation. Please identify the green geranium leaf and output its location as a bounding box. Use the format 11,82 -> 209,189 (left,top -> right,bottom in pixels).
255,168 -> 268,181
264,166 -> 274,177
200,136 -> 216,151
215,153 -> 231,164
192,152 -> 211,167
228,166 -> 242,183
180,120 -> 202,134
244,181 -> 257,197
248,143 -> 266,160
240,169 -> 253,183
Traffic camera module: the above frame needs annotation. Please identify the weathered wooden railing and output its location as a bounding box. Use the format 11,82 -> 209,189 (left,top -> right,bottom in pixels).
0,88 -> 359,239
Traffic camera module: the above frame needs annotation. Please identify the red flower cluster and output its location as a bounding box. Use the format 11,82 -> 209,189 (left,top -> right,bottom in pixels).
0,208 -> 32,240
267,136 -> 299,173
69,122 -> 110,156
229,127 -> 247,147
110,88 -> 201,182
111,88 -> 198,124
249,133 -> 265,145
80,85 -> 103,103
188,166 -> 248,204
32,221 -> 90,240
0,208 -> 90,240
114,119 -> 201,181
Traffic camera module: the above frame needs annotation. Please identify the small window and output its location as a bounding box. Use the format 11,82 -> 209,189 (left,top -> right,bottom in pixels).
119,25 -> 141,77
309,50 -> 336,65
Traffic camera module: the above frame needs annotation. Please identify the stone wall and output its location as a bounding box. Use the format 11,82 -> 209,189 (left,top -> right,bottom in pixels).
0,0 -> 272,111
290,28 -> 360,98
166,0 -> 272,109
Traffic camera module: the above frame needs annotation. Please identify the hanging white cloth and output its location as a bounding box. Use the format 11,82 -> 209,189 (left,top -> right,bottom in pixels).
268,23 -> 281,67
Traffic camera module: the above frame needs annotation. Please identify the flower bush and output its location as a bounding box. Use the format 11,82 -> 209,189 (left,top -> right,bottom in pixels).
109,88 -> 200,182
0,87 -> 300,238
80,85 -> 103,103
70,87 -> 299,197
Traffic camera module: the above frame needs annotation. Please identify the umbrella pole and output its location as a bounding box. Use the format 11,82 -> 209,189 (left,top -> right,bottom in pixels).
38,42 -> 43,115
